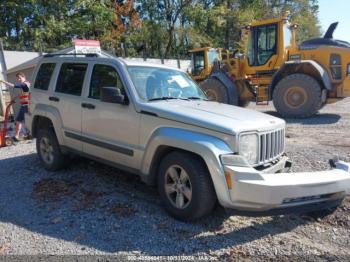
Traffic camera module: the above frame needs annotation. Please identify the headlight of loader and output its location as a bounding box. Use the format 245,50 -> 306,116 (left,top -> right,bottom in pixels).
239,133 -> 259,165
347,63 -> 350,76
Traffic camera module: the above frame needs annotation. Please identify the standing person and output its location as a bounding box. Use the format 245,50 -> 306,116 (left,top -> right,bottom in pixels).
0,72 -> 30,141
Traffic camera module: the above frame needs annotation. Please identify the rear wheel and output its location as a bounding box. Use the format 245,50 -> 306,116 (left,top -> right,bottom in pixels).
37,128 -> 68,171
200,78 -> 231,104
273,74 -> 322,118
157,151 -> 216,221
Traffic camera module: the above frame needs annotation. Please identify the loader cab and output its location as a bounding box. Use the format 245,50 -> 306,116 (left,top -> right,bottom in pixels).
189,48 -> 221,81
243,17 -> 293,77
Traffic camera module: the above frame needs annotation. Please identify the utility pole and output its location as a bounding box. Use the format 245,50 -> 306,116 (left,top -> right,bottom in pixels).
0,39 -> 7,117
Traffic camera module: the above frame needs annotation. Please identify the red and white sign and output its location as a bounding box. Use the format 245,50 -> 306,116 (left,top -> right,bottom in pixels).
73,39 -> 101,54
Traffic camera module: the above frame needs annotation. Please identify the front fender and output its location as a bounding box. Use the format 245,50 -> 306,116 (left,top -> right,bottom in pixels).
141,127 -> 234,207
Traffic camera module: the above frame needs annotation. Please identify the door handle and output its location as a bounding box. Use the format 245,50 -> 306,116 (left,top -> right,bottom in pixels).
81,103 -> 95,109
49,96 -> 60,102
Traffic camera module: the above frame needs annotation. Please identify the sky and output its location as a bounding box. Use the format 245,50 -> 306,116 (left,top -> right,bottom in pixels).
318,0 -> 350,42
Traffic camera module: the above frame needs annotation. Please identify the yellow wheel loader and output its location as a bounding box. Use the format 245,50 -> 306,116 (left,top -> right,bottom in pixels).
189,14 -> 350,118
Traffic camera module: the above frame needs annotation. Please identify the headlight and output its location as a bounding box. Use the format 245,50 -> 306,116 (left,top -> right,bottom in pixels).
347,63 -> 350,75
239,133 -> 259,165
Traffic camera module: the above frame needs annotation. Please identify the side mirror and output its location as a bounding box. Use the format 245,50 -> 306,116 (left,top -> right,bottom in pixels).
100,87 -> 128,105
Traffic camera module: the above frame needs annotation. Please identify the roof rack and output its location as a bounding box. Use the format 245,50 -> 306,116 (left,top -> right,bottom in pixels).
43,53 -> 99,58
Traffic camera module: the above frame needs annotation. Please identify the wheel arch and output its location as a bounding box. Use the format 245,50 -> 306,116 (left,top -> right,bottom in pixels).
31,104 -> 64,144
206,72 -> 239,105
146,145 -> 207,185
32,115 -> 54,138
270,60 -> 332,96
140,127 -> 234,207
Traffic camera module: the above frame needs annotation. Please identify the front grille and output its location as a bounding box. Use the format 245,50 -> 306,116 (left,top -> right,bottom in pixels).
258,129 -> 285,165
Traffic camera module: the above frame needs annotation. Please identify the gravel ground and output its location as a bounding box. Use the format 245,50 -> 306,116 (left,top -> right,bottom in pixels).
0,98 -> 349,261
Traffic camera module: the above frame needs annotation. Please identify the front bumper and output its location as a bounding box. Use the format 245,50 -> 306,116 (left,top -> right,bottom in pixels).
222,157 -> 350,212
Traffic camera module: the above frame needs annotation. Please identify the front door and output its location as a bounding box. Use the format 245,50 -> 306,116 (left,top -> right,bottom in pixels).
246,23 -> 279,74
81,63 -> 140,169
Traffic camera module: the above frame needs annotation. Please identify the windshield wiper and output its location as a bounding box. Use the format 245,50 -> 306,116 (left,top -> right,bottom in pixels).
148,96 -> 178,101
187,97 -> 208,101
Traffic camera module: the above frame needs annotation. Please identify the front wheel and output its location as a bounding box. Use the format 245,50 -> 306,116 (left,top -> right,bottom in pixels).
273,74 -> 322,118
157,152 -> 216,221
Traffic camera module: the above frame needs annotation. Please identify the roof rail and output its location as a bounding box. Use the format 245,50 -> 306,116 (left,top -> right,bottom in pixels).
43,53 -> 99,58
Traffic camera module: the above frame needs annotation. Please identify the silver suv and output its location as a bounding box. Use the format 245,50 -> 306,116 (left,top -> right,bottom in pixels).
26,51 -> 350,221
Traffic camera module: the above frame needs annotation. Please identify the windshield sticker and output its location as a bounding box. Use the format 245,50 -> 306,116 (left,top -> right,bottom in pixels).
169,75 -> 190,88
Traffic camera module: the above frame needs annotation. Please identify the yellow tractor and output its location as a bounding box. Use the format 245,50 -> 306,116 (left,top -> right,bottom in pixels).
189,14 -> 350,118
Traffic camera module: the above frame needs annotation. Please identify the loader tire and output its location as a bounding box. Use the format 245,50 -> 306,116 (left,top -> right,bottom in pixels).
200,78 -> 231,104
273,74 -> 322,118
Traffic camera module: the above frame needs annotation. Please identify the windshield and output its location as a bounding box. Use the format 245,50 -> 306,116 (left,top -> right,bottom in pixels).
208,49 -> 220,65
247,30 -> 254,66
283,24 -> 292,48
127,66 -> 207,101
191,51 -> 205,76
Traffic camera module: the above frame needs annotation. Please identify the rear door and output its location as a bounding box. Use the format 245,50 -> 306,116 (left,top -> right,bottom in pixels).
246,23 -> 279,75
52,62 -> 88,151
81,63 -> 140,169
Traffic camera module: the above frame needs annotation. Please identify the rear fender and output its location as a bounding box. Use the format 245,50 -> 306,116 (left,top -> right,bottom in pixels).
32,104 -> 64,144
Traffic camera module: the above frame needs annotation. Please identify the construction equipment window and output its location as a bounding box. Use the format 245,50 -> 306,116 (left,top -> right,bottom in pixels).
257,24 -> 277,66
247,31 -> 255,66
283,24 -> 292,49
208,49 -> 220,66
192,51 -> 205,76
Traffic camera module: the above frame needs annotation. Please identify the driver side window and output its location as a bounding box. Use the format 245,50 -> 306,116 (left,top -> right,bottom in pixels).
257,24 -> 277,65
89,64 -> 125,99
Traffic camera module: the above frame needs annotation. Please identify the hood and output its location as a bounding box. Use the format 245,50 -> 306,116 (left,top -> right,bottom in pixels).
300,22 -> 350,49
140,100 -> 285,135
300,38 -> 350,49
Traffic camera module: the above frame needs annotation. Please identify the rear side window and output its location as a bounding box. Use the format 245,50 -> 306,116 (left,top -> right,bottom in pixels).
55,63 -> 88,96
34,63 -> 56,90
89,64 -> 125,99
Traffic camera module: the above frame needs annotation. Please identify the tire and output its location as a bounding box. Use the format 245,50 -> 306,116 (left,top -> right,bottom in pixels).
157,151 -> 216,221
239,99 -> 250,108
273,74 -> 322,118
200,78 -> 231,104
36,128 -> 68,171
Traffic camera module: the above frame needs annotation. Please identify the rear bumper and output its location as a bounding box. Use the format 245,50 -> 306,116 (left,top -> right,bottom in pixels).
222,158 -> 350,212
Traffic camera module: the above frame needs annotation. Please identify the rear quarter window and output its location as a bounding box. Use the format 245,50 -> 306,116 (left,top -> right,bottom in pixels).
33,63 -> 56,90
